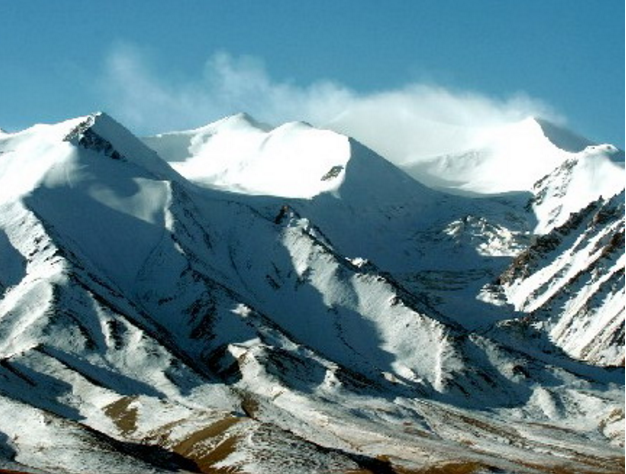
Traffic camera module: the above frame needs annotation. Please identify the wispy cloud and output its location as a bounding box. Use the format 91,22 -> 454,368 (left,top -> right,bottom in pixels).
326,85 -> 560,161
99,43 -> 561,162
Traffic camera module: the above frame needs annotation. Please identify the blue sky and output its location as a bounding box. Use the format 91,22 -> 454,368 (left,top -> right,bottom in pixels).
1,1 -> 623,148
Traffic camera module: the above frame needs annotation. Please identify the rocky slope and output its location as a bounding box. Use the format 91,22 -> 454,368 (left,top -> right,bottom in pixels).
489,191 -> 624,367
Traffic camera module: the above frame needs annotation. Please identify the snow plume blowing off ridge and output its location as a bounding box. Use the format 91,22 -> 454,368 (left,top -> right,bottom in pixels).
100,44 -> 560,164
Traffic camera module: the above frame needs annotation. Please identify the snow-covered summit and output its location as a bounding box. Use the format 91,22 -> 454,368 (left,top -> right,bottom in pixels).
144,114 -> 358,198
64,111 -> 181,180
533,118 -> 595,152
0,112 -> 182,204
0,112 -> 187,289
399,116 -> 623,196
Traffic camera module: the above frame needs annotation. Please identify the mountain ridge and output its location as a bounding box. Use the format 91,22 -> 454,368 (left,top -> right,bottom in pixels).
0,111 -> 623,474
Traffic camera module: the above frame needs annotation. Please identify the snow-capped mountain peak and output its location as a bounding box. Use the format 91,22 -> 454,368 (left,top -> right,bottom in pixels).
0,112 -> 182,204
0,111 -> 623,474
398,116 -> 622,196
145,115 -> 356,198
64,111 -> 181,180
533,117 -> 595,152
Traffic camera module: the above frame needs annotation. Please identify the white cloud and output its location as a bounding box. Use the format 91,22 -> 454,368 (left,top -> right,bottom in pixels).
100,44 -> 562,163
326,85 -> 560,162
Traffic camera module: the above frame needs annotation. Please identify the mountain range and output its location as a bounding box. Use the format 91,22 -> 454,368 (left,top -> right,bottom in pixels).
0,111 -> 623,474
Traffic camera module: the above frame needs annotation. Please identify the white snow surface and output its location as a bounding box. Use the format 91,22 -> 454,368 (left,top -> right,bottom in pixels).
144,113 -> 351,198
531,146 -> 625,234
398,117 -> 621,196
